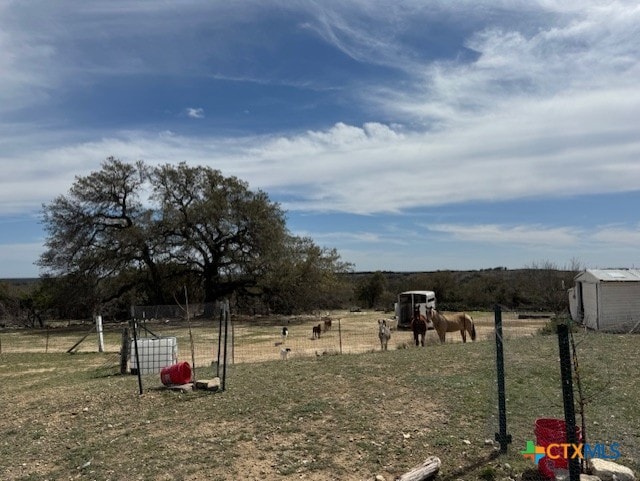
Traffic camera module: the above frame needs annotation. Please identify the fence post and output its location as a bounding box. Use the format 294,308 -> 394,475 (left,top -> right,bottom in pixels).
131,319 -> 143,395
96,314 -> 105,353
221,300 -> 229,391
494,304 -> 512,452
557,323 -> 581,481
338,318 -> 343,355
120,327 -> 130,374
216,305 -> 223,378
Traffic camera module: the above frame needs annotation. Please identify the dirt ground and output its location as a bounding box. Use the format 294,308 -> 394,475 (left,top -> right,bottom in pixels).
0,309 -> 548,369
216,310 -> 547,365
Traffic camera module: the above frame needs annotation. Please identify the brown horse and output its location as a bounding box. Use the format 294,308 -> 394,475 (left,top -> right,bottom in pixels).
426,307 -> 476,343
410,306 -> 428,347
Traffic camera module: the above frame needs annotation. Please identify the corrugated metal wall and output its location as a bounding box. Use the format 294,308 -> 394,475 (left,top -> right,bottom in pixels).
581,282 -> 599,329
598,283 -> 640,331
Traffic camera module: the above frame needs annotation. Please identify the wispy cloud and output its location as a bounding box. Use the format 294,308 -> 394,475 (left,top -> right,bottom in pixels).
422,222 -> 640,251
2,1 -> 634,216
591,224 -> 640,247
427,224 -> 579,247
295,229 -> 411,245
2,89 -> 639,216
185,108 -> 205,119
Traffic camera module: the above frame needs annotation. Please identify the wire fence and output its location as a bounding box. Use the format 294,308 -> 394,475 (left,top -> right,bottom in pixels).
494,306 -> 639,478
0,308 -> 540,366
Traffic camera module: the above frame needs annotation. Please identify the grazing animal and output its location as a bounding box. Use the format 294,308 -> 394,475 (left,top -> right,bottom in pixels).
378,319 -> 391,351
385,318 -> 398,331
281,326 -> 289,341
426,307 -> 476,343
312,324 -> 322,339
323,318 -> 332,332
410,306 -> 428,347
280,347 -> 291,360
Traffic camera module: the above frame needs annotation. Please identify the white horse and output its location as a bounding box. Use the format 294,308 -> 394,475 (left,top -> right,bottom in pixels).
378,319 -> 391,351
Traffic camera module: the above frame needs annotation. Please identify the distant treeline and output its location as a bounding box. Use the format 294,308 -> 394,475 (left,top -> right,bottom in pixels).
0,266 -> 575,327
346,267 -> 575,314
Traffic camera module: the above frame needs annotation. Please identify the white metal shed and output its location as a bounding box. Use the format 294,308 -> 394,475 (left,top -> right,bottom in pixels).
568,269 -> 640,332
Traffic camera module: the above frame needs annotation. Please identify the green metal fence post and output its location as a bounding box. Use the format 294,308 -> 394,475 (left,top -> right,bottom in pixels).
495,304 -> 512,452
557,323 -> 581,481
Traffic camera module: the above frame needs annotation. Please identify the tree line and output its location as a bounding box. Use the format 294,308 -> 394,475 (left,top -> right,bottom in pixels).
351,262 -> 578,315
1,266 -> 578,327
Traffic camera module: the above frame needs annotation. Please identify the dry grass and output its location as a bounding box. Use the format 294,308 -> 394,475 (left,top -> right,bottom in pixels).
0,311 -> 637,481
0,310 -> 541,364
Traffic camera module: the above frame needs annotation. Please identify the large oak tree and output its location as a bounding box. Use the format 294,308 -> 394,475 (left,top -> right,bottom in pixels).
151,162 -> 288,304
39,158 -> 350,314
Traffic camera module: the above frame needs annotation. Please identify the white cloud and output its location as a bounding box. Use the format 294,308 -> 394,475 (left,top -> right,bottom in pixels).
0,16 -> 57,113
591,225 -> 640,247
358,2 -> 640,125
2,83 -> 640,217
418,222 -> 640,251
236,84 -> 640,213
427,224 -> 579,247
185,108 -> 205,119
1,1 -> 639,217
295,229 -> 408,245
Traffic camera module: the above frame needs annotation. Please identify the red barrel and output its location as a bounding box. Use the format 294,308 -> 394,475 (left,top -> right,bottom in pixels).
534,418 -> 582,474
160,362 -> 192,386
537,456 -> 555,480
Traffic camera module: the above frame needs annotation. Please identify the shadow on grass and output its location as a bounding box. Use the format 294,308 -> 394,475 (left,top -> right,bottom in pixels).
520,467 -> 546,480
436,450 -> 500,480
436,451 -> 546,481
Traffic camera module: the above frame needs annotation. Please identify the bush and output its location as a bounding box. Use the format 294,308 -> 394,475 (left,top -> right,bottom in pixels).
537,316 -> 579,336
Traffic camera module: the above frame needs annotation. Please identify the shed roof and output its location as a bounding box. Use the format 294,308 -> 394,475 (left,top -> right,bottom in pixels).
576,269 -> 640,282
399,290 -> 436,296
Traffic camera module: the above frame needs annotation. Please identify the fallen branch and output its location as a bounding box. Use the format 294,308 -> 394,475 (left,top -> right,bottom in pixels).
396,456 -> 441,481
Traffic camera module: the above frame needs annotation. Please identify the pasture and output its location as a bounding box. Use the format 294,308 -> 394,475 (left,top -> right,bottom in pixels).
0,309 -> 547,360
0,310 -> 638,480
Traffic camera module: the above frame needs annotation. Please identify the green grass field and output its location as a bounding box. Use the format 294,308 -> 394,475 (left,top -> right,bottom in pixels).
0,319 -> 637,480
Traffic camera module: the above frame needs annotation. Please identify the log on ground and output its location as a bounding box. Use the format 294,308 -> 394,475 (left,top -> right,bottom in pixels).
396,456 -> 441,481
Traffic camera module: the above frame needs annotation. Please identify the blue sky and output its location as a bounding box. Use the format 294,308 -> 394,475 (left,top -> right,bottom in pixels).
1,1 -> 639,278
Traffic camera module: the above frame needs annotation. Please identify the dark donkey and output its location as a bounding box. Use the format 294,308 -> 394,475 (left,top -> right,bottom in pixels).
410,305 -> 428,347
312,323 -> 322,339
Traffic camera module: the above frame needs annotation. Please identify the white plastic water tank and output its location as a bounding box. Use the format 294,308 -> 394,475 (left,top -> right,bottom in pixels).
130,337 -> 178,374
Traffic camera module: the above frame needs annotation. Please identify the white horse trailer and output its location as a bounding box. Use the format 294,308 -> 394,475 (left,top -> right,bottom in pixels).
395,290 -> 436,329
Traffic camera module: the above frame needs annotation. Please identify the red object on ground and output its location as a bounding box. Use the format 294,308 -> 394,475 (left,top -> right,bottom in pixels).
534,418 -> 582,476
537,456 -> 555,479
160,362 -> 192,386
